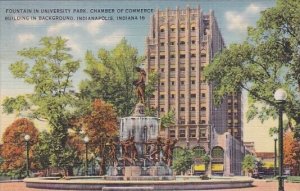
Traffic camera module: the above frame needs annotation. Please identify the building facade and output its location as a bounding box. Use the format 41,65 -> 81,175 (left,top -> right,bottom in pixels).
145,6 -> 244,175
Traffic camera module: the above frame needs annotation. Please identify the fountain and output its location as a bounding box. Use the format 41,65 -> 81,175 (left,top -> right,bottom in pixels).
107,66 -> 175,179
24,66 -> 254,190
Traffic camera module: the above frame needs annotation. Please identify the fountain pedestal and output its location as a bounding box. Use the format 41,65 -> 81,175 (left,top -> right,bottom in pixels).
124,166 -> 142,177
149,165 -> 172,176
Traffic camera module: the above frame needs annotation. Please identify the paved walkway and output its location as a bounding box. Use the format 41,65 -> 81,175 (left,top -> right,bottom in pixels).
0,180 -> 300,191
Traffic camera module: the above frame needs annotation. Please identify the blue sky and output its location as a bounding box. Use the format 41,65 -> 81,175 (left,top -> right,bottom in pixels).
0,0 -> 277,150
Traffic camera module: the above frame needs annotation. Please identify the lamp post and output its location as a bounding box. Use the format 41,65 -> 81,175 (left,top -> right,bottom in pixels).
274,88 -> 287,191
24,134 -> 30,177
273,133 -> 278,177
83,135 -> 89,176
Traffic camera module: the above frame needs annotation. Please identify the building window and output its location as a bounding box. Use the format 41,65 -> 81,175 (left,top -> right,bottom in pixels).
160,108 -> 164,112
201,120 -> 206,124
180,94 -> 185,98
201,107 -> 206,111
194,147 -> 206,157
191,67 -> 195,71
170,41 -> 175,45
191,107 -> 195,111
171,81 -> 175,85
160,95 -> 165,99
191,94 -> 196,98
170,54 -> 175,58
160,28 -> 165,32
171,94 -> 175,99
150,56 -> 155,59
180,27 -> 185,32
170,68 -> 175,71
180,107 -> 185,111
180,41 -> 185,45
200,129 -> 206,138
171,28 -> 175,32
180,81 -> 184,85
191,40 -> 196,44
189,128 -> 196,138
160,42 -> 165,46
180,67 -> 185,71
160,55 -> 165,59
191,80 -> 195,84
191,54 -> 196,58
180,54 -> 185,58
160,82 -> 165,86
211,147 -> 224,159
201,93 -> 206,98
179,129 -> 185,138
169,130 -> 176,138
180,120 -> 185,124
190,120 -> 196,124
161,68 -> 164,72
150,94 -> 155,99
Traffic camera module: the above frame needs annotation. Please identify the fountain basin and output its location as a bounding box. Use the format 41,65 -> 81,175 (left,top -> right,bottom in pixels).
24,176 -> 254,190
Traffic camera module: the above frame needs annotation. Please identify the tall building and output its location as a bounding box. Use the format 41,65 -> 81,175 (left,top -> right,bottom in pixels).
145,6 -> 244,175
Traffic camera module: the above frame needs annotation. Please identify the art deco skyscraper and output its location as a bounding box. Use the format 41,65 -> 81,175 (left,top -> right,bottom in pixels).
145,7 -> 243,175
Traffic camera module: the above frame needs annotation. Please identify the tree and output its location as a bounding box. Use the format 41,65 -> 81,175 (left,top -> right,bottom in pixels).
204,0 -> 300,128
242,154 -> 256,176
160,110 -> 176,129
72,99 -> 118,175
284,131 -> 300,175
172,149 -> 194,175
2,36 -> 80,170
33,131 -> 52,175
80,38 -> 144,117
0,118 -> 39,178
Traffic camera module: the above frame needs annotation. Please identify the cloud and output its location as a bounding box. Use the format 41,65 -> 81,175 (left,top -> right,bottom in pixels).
47,22 -> 80,35
245,3 -> 261,14
96,30 -> 126,47
225,3 -> 263,33
18,33 -> 35,44
87,20 -> 105,35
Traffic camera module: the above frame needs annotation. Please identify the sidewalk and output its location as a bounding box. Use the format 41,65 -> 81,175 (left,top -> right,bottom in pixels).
0,180 -> 300,191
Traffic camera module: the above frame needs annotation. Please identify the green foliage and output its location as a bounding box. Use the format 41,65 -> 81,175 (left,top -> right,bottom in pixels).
2,36 -> 80,169
160,110 -> 176,129
2,96 -> 29,115
172,149 -> 194,175
200,154 -> 211,164
80,38 -> 144,117
33,131 -> 51,170
145,71 -> 159,103
242,154 -> 256,173
204,0 -> 300,127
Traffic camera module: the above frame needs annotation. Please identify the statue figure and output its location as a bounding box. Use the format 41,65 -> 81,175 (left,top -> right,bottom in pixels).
107,138 -> 118,165
133,67 -> 146,104
148,137 -> 164,163
121,136 -> 138,165
163,139 -> 178,166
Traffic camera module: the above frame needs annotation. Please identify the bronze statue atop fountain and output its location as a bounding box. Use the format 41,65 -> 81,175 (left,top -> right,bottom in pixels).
133,66 -> 146,104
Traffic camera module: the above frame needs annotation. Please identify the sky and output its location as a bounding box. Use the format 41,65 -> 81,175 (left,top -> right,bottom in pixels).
0,0 -> 277,151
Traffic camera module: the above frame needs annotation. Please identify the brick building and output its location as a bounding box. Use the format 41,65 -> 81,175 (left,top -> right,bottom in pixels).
145,6 -> 244,175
